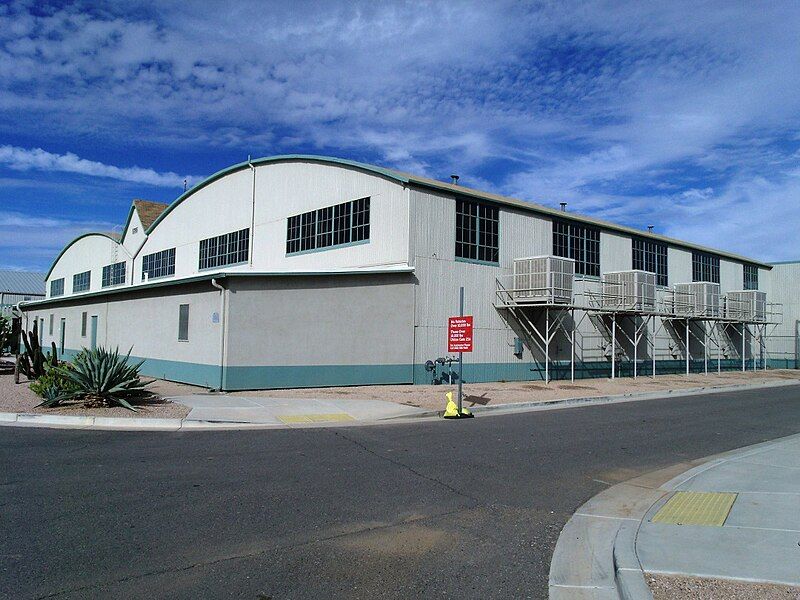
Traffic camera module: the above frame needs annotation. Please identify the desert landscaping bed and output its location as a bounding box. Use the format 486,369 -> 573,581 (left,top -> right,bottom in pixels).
647,573 -> 800,599
0,360 -> 190,419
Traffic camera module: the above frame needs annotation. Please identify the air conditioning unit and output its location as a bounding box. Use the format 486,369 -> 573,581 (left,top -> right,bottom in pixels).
673,282 -> 720,317
602,270 -> 656,311
512,255 -> 574,304
726,290 -> 767,321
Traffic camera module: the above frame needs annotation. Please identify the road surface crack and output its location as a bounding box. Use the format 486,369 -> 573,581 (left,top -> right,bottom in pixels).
331,430 -> 481,504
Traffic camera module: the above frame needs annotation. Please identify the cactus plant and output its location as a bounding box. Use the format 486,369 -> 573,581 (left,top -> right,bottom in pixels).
18,320 -> 57,380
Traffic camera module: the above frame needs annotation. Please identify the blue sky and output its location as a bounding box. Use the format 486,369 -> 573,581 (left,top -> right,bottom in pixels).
2,0 -> 800,271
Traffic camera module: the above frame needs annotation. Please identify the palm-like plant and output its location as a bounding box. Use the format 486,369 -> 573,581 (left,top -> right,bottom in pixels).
37,347 -> 150,411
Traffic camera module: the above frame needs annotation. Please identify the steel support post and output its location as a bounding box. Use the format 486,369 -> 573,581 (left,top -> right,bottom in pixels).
633,319 -> 637,379
652,316 -> 657,378
742,323 -> 746,372
545,308 -> 550,384
685,319 -> 690,375
570,308 -> 575,382
611,315 -> 616,380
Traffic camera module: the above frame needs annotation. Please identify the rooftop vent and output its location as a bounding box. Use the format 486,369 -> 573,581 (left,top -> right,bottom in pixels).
450,174 -> 459,185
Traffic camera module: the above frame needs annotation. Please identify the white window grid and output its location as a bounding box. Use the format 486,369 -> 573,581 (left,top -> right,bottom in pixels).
72,270 -> 91,292
142,248 -> 176,281
102,261 -> 126,287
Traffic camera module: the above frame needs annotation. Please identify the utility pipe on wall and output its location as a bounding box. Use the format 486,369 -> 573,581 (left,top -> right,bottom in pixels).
211,278 -> 227,391
248,156 -> 256,267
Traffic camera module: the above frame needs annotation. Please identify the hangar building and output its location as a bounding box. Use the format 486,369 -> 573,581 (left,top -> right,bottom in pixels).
18,155 -> 799,390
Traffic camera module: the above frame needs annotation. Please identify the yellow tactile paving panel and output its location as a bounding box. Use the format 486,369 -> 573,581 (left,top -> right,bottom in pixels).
652,491 -> 738,526
277,413 -> 355,424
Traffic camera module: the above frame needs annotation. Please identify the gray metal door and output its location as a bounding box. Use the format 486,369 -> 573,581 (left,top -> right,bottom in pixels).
90,316 -> 98,350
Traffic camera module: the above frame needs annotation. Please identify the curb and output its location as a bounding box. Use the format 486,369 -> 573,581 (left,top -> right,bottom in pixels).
1,378 -> 798,432
399,378 -> 800,420
548,431 -> 800,600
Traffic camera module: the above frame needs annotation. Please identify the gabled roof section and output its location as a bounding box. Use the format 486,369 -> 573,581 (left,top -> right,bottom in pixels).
0,270 -> 45,295
44,232 -> 125,280
144,155 -> 410,235
133,199 -> 169,230
139,153 -> 769,268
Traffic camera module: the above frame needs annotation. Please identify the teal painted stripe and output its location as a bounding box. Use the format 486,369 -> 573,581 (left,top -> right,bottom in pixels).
56,348 -> 219,388
223,363 -> 413,391
412,359 -> 796,384
26,349 -> 799,391
286,238 -> 369,257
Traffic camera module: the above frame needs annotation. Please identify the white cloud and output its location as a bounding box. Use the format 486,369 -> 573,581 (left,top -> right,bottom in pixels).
1,1 -> 800,263
0,145 -> 199,188
0,209 -> 121,271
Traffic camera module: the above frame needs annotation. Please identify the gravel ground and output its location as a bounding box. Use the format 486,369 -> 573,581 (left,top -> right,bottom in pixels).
148,369 -> 800,410
648,574 -> 800,599
0,360 -> 190,419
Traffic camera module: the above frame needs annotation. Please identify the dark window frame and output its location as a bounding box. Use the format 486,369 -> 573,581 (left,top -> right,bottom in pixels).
553,220 -> 600,277
692,251 -> 720,283
286,197 -> 370,255
455,198 -> 500,264
50,278 -> 64,297
102,261 -> 126,287
199,228 -> 250,270
743,264 -> 758,290
142,248 -> 176,281
72,270 -> 91,293
632,237 -> 668,286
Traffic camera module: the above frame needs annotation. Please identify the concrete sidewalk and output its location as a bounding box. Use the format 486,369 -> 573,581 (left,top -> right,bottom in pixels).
172,394 -> 430,425
638,434 -> 800,592
550,432 -> 800,599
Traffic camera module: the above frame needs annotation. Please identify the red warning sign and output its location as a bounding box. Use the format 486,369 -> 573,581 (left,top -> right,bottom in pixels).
448,316 -> 474,353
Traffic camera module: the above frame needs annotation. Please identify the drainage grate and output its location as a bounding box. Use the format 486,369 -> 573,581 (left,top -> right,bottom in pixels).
652,491 -> 737,526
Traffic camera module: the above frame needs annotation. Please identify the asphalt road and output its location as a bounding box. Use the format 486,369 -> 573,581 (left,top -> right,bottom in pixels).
4,385 -> 800,600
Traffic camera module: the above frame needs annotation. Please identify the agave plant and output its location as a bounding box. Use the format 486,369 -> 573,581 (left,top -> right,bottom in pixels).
36,347 -> 150,411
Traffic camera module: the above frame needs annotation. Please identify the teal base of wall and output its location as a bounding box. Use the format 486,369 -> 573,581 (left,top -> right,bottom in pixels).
58,348 -> 220,389
223,364 -> 414,391
412,359 -> 798,385
47,349 -> 799,391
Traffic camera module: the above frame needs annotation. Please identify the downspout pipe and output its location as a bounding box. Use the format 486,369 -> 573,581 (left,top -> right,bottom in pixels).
211,278 -> 227,391
248,156 -> 256,267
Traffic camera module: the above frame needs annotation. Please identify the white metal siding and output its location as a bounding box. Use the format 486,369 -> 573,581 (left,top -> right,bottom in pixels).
46,235 -> 131,298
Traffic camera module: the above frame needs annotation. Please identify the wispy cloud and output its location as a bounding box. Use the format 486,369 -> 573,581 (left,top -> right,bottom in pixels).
0,210 -> 120,271
1,1 -> 799,268
0,146 -> 199,188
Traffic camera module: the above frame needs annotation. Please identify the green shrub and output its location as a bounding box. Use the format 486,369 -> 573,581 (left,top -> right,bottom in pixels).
30,362 -> 80,398
36,347 -> 150,412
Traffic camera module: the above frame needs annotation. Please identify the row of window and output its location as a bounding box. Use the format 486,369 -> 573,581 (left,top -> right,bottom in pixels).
49,197 -> 372,296
454,198 -> 758,288
286,197 -> 370,254
47,198 -> 759,296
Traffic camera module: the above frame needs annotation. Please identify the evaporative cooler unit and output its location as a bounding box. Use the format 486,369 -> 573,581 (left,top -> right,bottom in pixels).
512,256 -> 575,304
